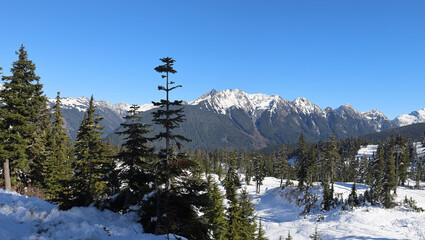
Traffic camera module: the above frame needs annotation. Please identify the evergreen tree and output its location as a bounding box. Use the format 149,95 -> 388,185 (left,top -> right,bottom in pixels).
225,166 -> 243,240
256,217 -> 268,240
370,144 -> 385,204
27,73 -> 50,188
205,177 -> 227,240
296,134 -> 308,189
310,226 -> 322,240
239,188 -> 257,240
115,104 -> 154,208
151,57 -> 191,235
71,95 -> 108,207
348,182 -> 359,207
253,151 -> 265,194
44,92 -> 73,203
398,145 -> 410,187
285,231 -> 293,240
0,45 -> 43,189
383,147 -> 396,208
275,145 -> 289,188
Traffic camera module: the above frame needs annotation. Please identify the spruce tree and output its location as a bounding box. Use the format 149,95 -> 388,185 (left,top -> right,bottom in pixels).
149,58 -> 210,239
253,151 -> 265,194
256,217 -> 268,240
383,147 -> 396,208
71,95 -> 108,207
275,145 -> 289,188
0,45 -> 43,189
285,231 -> 293,240
239,188 -> 257,240
370,144 -> 385,204
296,133 -> 308,189
115,104 -> 154,208
205,176 -> 227,240
45,92 -> 73,203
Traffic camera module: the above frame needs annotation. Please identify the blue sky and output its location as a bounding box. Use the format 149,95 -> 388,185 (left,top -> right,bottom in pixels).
0,1 -> 424,119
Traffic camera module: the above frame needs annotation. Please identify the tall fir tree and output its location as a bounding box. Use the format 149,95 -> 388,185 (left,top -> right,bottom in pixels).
44,92 -> 73,203
148,57 -> 210,239
253,151 -> 265,194
0,45 -> 44,189
205,176 -> 227,240
383,147 -> 396,208
71,95 -> 108,207
239,188 -> 257,240
115,104 -> 154,208
257,217 -> 268,240
296,133 -> 308,189
274,145 -> 289,188
370,144 -> 385,204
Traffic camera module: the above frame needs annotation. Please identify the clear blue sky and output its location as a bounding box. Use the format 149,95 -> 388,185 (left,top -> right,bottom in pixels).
1,1 -> 424,119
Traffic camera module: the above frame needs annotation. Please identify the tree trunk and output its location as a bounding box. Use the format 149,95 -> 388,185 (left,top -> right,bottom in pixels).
4,159 -> 11,190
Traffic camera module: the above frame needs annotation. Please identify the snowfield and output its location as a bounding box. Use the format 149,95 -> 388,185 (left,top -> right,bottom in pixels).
244,177 -> 425,240
0,189 -> 183,240
0,176 -> 424,239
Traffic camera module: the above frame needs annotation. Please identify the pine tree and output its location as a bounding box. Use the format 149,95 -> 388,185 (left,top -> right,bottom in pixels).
71,95 -> 108,207
383,147 -> 396,208
205,176 -> 227,240
225,167 -> 243,240
256,217 -> 268,240
148,58 -> 210,239
239,188 -> 257,240
27,73 -> 50,188
310,225 -> 322,240
348,182 -> 359,207
296,134 -> 308,189
253,151 -> 265,194
0,45 -> 43,189
370,144 -> 385,204
115,104 -> 154,208
275,145 -> 289,188
151,57 -> 191,235
398,145 -> 410,187
285,231 -> 293,240
44,92 -> 73,203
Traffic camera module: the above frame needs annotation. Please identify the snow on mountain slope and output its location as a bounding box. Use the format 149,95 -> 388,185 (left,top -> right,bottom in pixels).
394,108 -> 425,127
188,89 -> 285,119
47,97 -> 155,118
0,189 -> 183,240
355,144 -> 378,159
245,177 -> 425,240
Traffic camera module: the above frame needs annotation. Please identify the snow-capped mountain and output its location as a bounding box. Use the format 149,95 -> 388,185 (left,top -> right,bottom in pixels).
393,108 -> 425,127
52,89 -> 425,150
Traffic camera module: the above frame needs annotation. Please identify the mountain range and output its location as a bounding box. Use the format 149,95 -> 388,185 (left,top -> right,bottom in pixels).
48,89 -> 425,150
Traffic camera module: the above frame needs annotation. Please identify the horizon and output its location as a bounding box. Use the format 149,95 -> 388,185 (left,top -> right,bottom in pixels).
1,1 -> 424,119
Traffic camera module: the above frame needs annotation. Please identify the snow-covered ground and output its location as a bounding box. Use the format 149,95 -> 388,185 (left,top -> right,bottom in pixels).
0,189 -> 182,240
245,177 -> 425,240
1,175 -> 425,239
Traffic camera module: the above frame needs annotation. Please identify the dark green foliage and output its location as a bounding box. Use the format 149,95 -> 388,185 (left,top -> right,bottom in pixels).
285,231 -> 293,240
348,182 -> 360,207
239,188 -> 257,240
274,145 -> 289,188
115,104 -> 154,208
44,92 -> 73,203
253,151 -> 266,194
296,134 -> 309,189
205,176 -> 227,240
383,147 -> 396,208
70,95 -> 108,207
256,217 -> 268,240
310,225 -> 322,240
0,45 -> 44,189
370,145 -> 385,204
